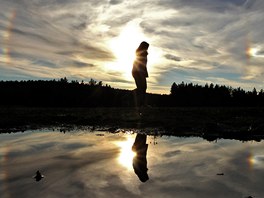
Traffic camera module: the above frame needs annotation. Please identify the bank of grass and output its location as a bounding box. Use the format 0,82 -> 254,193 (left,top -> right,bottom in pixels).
1,106 -> 264,136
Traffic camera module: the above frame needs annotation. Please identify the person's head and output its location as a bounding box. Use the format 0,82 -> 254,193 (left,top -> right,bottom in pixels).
136,41 -> 149,54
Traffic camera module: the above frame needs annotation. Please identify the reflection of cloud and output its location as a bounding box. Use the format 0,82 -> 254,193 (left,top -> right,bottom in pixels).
1,131 -> 264,197
163,150 -> 181,158
147,137 -> 264,197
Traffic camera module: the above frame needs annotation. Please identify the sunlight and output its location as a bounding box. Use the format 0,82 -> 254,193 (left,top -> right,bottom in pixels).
247,47 -> 258,57
116,136 -> 136,170
106,20 -> 161,80
247,46 -> 264,58
2,9 -> 16,65
248,154 -> 264,169
107,21 -> 146,80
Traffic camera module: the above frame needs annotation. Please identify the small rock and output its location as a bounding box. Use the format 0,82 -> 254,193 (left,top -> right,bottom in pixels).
34,170 -> 44,182
216,173 -> 224,176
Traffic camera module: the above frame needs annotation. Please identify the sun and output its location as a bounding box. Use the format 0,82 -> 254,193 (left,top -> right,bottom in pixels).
116,136 -> 136,170
106,20 -> 157,80
247,47 -> 259,57
247,46 -> 264,58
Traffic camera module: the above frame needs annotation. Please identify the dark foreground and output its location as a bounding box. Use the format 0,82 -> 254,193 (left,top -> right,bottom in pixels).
1,107 -> 264,141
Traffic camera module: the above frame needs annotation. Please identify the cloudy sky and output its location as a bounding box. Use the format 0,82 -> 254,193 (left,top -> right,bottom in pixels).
0,0 -> 264,94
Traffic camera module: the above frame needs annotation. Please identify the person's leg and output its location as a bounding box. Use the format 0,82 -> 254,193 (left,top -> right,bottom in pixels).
134,74 -> 147,110
133,75 -> 141,107
138,76 -> 147,107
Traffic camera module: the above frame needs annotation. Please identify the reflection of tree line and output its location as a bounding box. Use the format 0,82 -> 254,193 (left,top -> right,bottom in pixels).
1,78 -> 264,107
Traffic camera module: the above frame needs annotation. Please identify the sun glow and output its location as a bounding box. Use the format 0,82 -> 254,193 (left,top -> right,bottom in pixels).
2,9 -> 16,65
106,20 -> 161,81
248,154 -> 264,169
247,46 -> 264,58
116,136 -> 136,170
107,21 -> 146,80
247,47 -> 258,57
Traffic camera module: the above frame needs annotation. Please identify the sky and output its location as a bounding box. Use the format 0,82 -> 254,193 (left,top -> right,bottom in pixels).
0,0 -> 264,94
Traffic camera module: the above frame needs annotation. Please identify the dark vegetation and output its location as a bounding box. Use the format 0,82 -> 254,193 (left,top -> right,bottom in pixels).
1,106 -> 264,141
170,82 -> 264,107
0,78 -> 264,107
1,78 -> 264,141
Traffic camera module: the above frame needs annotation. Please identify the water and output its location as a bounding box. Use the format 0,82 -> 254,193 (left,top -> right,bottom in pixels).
0,130 -> 264,198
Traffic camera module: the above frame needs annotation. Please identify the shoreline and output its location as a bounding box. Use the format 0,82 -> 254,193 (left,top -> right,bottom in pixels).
1,106 -> 264,141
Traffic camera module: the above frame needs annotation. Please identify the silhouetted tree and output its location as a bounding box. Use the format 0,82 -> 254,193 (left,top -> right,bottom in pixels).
0,79 -> 263,107
170,81 -> 263,107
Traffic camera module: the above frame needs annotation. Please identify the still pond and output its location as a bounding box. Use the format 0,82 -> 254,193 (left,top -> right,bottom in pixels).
0,129 -> 263,197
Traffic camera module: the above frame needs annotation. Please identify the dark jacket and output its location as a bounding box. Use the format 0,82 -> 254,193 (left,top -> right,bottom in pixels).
132,51 -> 148,78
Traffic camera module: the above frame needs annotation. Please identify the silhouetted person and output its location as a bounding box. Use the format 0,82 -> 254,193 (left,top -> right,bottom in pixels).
132,133 -> 149,182
132,41 -> 149,110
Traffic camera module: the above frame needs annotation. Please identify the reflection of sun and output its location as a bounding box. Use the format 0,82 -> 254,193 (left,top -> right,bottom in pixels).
106,20 -> 161,80
116,136 -> 136,170
248,153 -> 264,169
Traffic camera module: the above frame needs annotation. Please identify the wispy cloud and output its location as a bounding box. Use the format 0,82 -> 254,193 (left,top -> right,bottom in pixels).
0,0 -> 264,93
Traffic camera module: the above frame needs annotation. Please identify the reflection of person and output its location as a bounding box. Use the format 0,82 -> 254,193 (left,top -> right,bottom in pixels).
132,133 -> 149,182
132,41 -> 149,109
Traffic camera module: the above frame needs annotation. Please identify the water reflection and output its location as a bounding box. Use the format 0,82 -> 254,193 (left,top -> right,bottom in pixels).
249,154 -> 264,169
132,134 -> 149,182
0,130 -> 264,198
116,136 -> 136,170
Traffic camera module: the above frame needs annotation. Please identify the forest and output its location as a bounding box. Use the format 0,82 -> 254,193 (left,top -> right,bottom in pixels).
0,78 -> 263,107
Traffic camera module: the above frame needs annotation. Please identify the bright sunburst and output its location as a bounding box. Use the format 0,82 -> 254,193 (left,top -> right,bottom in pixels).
107,20 -> 147,80
247,46 -> 264,58
247,47 -> 259,57
116,136 -> 136,170
106,20 -> 161,81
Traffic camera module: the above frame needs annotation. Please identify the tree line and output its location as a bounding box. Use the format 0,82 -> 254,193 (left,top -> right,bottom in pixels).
170,82 -> 264,106
0,78 -> 263,107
